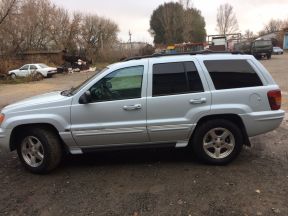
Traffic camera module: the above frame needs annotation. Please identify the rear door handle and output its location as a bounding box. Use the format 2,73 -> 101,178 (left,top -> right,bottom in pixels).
189,98 -> 207,104
123,104 -> 142,111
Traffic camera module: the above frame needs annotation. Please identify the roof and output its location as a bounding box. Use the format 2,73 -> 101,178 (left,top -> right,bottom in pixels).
123,51 -> 245,62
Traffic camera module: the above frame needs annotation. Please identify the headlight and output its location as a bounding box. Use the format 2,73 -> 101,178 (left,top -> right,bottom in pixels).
0,113 -> 5,126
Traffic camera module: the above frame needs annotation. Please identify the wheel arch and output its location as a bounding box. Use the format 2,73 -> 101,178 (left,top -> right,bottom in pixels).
192,114 -> 251,146
10,123 -> 66,151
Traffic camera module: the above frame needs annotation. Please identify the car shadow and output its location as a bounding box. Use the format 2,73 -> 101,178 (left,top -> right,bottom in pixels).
60,147 -> 200,169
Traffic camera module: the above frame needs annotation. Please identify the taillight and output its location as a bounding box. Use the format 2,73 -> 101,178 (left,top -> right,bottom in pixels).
0,113 -> 4,126
267,90 -> 281,110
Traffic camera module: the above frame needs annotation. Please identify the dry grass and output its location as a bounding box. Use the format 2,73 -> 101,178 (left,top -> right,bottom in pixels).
0,74 -> 43,85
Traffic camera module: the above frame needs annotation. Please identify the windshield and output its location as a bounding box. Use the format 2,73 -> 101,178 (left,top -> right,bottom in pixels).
61,67 -> 109,96
38,64 -> 49,68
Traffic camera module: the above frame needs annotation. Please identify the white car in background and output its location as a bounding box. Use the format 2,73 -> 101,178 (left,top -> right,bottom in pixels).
272,47 -> 284,55
8,64 -> 57,79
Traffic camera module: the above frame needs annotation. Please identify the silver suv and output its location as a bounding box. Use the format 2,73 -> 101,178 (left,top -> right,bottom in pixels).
0,53 -> 285,173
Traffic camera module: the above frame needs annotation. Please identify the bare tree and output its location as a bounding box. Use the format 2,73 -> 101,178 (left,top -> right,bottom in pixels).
264,19 -> 283,33
79,15 -> 119,60
50,11 -> 82,53
216,3 -> 238,35
179,0 -> 193,9
0,0 -> 120,60
0,0 -> 18,25
243,30 -> 255,39
283,18 -> 288,29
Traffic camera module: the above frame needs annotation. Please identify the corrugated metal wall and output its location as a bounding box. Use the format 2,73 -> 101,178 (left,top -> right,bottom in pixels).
283,33 -> 288,49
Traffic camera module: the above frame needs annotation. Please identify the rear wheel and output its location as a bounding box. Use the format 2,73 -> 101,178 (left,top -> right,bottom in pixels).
267,54 -> 271,59
191,119 -> 243,165
17,127 -> 62,174
35,72 -> 44,80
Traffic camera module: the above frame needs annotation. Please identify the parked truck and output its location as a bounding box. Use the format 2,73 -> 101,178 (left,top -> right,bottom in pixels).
234,40 -> 273,59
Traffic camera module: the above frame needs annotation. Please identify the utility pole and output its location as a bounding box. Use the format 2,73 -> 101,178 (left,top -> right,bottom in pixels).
100,24 -> 104,52
129,30 -> 132,56
100,33 -> 103,51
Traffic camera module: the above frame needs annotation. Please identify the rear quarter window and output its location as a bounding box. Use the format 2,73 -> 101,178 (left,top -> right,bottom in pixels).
204,60 -> 263,90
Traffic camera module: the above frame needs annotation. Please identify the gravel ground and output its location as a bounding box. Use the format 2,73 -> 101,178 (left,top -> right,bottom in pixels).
0,55 -> 287,216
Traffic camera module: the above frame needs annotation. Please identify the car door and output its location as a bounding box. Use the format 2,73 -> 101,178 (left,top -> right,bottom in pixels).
18,65 -> 29,77
70,62 -> 149,148
29,65 -> 38,76
146,57 -> 212,144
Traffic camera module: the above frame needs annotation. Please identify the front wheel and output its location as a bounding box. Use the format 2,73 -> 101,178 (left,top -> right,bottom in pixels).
10,73 -> 16,79
191,119 -> 243,165
17,127 -> 62,174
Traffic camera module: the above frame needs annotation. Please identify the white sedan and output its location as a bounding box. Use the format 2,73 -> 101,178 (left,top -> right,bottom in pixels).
8,64 -> 57,79
272,47 -> 284,55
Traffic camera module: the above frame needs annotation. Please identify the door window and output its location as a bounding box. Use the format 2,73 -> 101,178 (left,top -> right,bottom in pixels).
152,62 -> 204,97
30,65 -> 38,70
20,65 -> 29,70
89,66 -> 144,102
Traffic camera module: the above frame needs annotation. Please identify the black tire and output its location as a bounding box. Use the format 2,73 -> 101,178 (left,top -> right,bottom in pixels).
16,127 -> 62,174
10,73 -> 16,79
191,119 -> 243,165
267,54 -> 271,59
254,55 -> 260,60
35,72 -> 44,80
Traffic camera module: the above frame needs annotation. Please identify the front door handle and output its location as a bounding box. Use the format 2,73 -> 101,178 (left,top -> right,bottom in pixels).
189,98 -> 207,104
123,104 -> 142,111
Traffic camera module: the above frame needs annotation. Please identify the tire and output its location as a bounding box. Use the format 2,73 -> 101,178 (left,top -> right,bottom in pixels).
191,119 -> 243,165
10,73 -> 16,79
16,127 -> 62,174
254,55 -> 260,60
267,54 -> 271,59
32,72 -> 44,81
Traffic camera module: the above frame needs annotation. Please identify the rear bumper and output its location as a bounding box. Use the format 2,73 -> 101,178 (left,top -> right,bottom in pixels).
47,71 -> 57,75
0,128 -> 12,152
240,110 -> 285,137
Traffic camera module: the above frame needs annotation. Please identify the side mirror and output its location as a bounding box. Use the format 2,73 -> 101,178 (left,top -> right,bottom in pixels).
79,91 -> 92,104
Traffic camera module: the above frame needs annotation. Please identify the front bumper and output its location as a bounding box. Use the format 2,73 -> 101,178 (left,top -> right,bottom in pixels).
240,110 -> 285,137
0,128 -> 12,152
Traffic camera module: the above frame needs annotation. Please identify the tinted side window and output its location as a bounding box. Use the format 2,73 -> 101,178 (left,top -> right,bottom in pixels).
185,62 -> 204,93
21,65 -> 29,70
89,66 -> 144,102
30,65 -> 37,70
153,62 -> 203,97
204,60 -> 263,90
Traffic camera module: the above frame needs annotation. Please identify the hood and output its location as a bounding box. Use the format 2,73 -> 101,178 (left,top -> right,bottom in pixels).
8,69 -> 19,74
2,91 -> 72,114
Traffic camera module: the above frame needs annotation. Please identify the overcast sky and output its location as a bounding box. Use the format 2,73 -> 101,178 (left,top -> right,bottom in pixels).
51,0 -> 288,43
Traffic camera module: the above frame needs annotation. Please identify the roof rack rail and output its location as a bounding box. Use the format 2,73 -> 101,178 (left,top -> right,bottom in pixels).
123,50 -> 245,62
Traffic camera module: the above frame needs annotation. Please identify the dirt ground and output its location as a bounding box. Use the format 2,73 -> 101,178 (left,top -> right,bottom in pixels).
0,55 -> 288,216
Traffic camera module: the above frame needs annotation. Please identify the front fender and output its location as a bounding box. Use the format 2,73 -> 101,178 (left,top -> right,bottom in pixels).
3,113 -> 70,132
